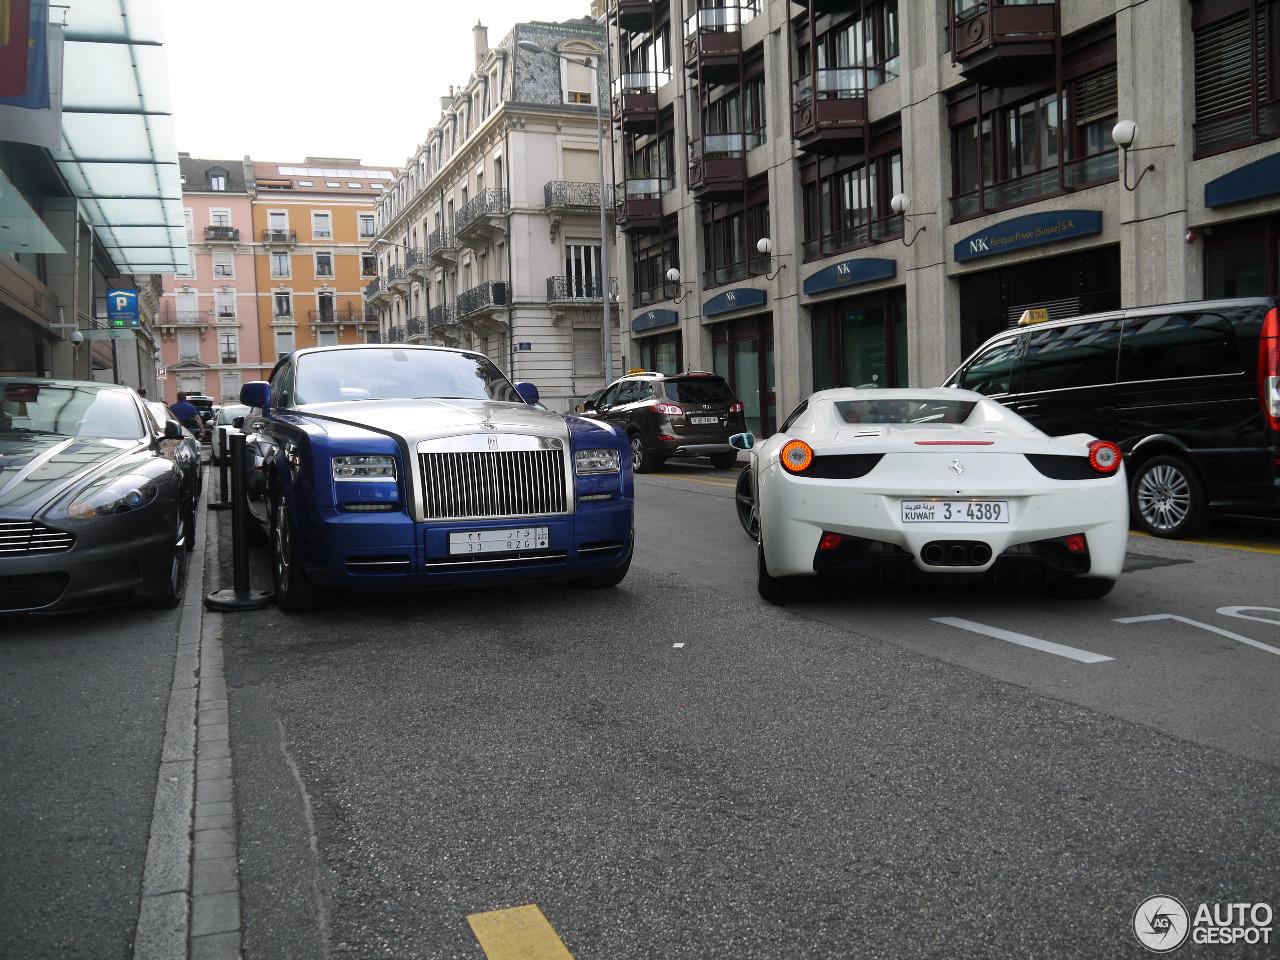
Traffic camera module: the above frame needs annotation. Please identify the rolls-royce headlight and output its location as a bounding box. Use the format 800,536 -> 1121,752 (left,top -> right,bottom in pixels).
575,448 -> 621,474
332,455 -> 397,481
65,475 -> 160,520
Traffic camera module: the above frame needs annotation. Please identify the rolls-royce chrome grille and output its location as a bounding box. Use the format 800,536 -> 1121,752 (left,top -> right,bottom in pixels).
419,447 -> 568,520
0,520 -> 75,556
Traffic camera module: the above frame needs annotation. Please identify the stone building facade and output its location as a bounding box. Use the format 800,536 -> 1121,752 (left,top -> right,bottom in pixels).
369,18 -> 620,412
608,0 -> 1280,437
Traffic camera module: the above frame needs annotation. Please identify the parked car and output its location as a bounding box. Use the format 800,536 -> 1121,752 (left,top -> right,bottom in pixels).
581,370 -> 746,472
946,297 -> 1280,538
0,379 -> 194,612
209,403 -> 250,464
185,394 -> 216,437
236,344 -> 634,612
738,388 -> 1128,603
145,401 -> 204,534
573,387 -> 606,415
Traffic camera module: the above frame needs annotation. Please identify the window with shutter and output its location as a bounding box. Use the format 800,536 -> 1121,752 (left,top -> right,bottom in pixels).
1194,3 -> 1276,152
573,327 -> 603,376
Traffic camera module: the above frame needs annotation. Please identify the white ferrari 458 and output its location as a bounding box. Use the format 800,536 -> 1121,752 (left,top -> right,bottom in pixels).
734,388 -> 1128,603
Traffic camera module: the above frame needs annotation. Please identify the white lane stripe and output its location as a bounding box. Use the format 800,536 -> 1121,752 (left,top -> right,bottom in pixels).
932,617 -> 1114,664
1116,614 -> 1280,657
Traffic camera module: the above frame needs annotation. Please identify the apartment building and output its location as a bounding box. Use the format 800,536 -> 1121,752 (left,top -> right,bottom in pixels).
369,19 -> 619,412
610,0 -> 1280,437
159,157 -> 390,402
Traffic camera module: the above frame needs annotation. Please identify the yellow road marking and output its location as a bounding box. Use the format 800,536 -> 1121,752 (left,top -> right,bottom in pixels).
468,904 -> 575,960
647,473 -> 737,487
1129,530 -> 1280,556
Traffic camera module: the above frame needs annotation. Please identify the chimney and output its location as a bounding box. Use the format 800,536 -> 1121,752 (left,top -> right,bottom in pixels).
473,21 -> 488,69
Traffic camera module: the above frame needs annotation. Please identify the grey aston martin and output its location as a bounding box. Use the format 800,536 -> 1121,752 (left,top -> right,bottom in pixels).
0,379 -> 195,613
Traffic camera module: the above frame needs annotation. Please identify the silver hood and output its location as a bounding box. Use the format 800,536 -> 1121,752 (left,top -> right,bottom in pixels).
301,398 -> 571,445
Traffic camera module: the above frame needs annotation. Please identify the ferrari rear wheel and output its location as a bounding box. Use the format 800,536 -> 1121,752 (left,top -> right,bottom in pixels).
735,467 -> 759,540
271,495 -> 325,612
757,537 -> 807,604
1045,576 -> 1116,599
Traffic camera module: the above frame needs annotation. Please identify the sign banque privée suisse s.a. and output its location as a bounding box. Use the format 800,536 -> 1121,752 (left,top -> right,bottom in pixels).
954,210 -> 1102,264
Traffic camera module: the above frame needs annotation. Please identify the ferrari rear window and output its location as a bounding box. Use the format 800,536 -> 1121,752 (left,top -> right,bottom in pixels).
834,399 -> 978,425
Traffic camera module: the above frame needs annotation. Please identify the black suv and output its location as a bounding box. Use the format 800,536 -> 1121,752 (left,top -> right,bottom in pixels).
582,371 -> 746,472
946,296 -> 1280,538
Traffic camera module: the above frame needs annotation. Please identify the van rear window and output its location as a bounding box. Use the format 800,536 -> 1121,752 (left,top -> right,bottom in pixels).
1117,313 -> 1241,382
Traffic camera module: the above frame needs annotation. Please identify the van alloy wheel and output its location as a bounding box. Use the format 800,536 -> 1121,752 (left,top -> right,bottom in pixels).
1130,455 -> 1207,538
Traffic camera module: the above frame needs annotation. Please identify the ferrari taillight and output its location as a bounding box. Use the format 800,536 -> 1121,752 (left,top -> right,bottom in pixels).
1087,440 -> 1122,474
1257,307 -> 1280,432
780,439 -> 814,473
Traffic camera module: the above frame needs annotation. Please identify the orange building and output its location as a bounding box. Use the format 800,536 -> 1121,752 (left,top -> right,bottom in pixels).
250,158 -> 392,371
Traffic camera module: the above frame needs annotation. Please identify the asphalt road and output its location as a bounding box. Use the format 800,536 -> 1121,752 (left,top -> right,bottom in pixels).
214,464 -> 1280,960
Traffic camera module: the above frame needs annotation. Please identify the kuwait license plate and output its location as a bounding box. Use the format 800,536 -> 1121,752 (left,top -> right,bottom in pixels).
448,526 -> 549,554
690,416 -> 718,425
901,500 -> 1009,523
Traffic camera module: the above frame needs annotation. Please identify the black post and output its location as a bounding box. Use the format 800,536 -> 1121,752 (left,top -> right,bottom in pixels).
208,426 -> 232,510
205,431 -> 274,611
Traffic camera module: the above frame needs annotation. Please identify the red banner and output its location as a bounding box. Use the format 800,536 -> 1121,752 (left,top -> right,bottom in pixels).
0,0 -> 32,98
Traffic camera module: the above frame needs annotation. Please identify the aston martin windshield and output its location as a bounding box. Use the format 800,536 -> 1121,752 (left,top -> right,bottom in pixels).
0,381 -> 145,440
293,349 -> 523,404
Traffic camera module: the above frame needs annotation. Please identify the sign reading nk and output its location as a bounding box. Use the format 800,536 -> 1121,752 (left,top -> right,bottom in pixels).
954,210 -> 1102,263
106,288 -> 140,327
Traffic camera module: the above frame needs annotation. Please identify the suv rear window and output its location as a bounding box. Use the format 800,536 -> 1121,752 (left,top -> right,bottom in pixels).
662,377 -> 735,404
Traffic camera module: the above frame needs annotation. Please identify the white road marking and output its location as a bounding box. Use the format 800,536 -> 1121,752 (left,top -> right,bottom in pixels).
673,643 -> 685,649
932,617 -> 1114,664
1216,606 -> 1280,627
1116,614 -> 1280,657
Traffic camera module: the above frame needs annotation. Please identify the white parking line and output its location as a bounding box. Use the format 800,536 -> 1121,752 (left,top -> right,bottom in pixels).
1116,614 -> 1280,657
932,617 -> 1114,664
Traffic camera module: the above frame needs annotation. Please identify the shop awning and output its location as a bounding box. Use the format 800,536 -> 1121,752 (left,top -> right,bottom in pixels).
48,0 -> 187,274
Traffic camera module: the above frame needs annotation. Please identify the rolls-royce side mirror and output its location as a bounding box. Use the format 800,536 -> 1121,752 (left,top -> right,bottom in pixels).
729,432 -> 755,451
514,381 -> 540,405
240,381 -> 270,408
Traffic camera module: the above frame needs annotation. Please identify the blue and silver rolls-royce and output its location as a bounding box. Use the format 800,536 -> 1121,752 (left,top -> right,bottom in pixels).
237,345 -> 634,611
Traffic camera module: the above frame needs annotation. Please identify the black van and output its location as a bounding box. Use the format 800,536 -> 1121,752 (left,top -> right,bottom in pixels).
946,297 -> 1280,538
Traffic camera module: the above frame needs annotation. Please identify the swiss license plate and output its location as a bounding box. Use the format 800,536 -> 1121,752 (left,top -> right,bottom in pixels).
448,526 -> 550,554
689,416 -> 718,425
901,500 -> 1009,523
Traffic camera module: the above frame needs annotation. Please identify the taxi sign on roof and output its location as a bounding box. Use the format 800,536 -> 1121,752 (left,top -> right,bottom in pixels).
1018,308 -> 1051,326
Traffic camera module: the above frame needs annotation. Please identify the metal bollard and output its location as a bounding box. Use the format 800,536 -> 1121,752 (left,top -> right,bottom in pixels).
208,425 -> 232,510
205,431 -> 274,611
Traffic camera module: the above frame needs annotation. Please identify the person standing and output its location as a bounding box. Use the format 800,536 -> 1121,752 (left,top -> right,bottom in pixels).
170,391 -> 204,439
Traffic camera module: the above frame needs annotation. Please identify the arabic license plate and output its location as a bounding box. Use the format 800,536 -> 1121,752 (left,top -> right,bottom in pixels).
448,526 -> 550,554
689,416 -> 718,425
900,500 -> 1009,523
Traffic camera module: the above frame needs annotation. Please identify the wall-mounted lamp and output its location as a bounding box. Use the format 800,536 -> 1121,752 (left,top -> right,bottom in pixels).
665,267 -> 694,304
890,193 -> 928,247
1112,120 -> 1156,192
757,237 -> 789,281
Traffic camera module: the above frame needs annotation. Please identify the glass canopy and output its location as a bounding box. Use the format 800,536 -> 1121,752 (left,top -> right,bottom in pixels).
48,0 -> 187,274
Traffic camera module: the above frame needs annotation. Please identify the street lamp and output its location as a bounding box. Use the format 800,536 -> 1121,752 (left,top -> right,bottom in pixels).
1112,120 -> 1156,192
517,39 -> 615,385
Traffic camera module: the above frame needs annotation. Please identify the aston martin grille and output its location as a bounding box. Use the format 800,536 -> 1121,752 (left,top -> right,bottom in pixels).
419,450 -> 568,520
0,520 -> 75,556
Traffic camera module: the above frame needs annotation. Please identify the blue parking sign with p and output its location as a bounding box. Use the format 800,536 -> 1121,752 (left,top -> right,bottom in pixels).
107,289 -> 140,328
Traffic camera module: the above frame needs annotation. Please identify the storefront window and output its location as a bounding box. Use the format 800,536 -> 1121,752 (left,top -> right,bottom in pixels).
812,289 -> 908,390
1206,243 -> 1267,298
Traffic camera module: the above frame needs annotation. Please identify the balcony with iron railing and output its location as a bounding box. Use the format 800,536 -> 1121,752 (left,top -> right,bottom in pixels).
404,316 -> 426,339
703,253 -> 769,289
428,225 -> 458,264
213,308 -> 238,322
454,189 -> 509,241
615,177 -> 670,233
684,2 -> 756,79
427,302 -> 456,335
547,276 -> 620,305
386,263 -> 410,291
791,69 -> 869,151
948,0 -> 1057,82
308,307 -> 361,325
261,228 -> 297,244
220,354 -> 238,365
385,324 -> 405,343
160,307 -> 212,327
456,281 -> 509,320
688,135 -> 747,196
544,181 -> 615,213
612,72 -> 666,133
364,277 -> 389,303
610,0 -> 656,32
405,246 -> 427,279
203,226 -> 240,243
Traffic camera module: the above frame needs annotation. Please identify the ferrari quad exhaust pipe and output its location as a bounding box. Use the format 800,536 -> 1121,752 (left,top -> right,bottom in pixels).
921,541 -> 993,567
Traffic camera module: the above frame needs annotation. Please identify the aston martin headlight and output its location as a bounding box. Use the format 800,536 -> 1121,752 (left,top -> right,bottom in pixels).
332,455 -> 397,481
65,475 -> 159,520
575,448 -> 621,474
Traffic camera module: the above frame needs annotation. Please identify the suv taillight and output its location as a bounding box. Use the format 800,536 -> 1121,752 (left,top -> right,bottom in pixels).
1258,308 -> 1280,432
729,402 -> 744,414
654,403 -> 683,417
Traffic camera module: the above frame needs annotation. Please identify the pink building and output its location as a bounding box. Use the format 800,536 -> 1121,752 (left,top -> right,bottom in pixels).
157,155 -> 263,403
